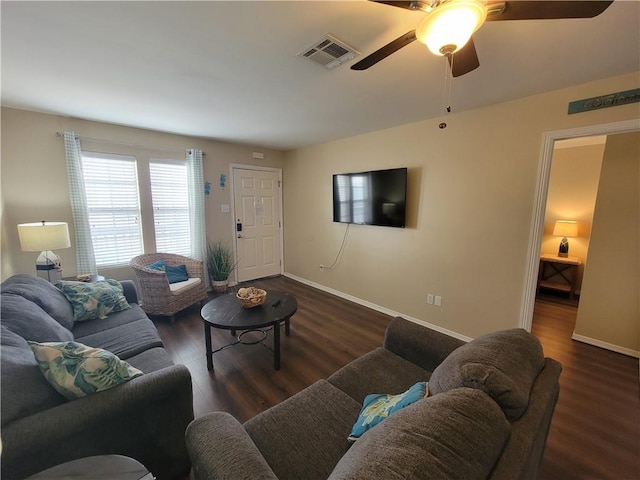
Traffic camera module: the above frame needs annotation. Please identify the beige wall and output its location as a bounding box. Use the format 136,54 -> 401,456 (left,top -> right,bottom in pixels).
542,142 -> 605,290
574,132 -> 639,353
3,72 -> 638,342
1,108 -> 285,282
283,72 -> 640,339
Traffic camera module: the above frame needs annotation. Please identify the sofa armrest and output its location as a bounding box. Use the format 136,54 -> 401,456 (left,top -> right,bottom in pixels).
1,364 -> 194,480
186,412 -> 278,480
489,358 -> 563,480
383,317 -> 466,372
120,279 -> 139,304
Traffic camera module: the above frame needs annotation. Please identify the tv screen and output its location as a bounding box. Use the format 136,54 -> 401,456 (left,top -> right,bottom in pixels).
333,167 -> 407,228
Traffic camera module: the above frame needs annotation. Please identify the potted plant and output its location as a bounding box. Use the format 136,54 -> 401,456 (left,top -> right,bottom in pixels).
206,241 -> 237,293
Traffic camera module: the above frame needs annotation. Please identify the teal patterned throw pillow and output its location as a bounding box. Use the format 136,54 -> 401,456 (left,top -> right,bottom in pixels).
146,261 -> 189,284
29,341 -> 143,400
348,381 -> 428,441
57,279 -> 131,322
146,260 -> 166,271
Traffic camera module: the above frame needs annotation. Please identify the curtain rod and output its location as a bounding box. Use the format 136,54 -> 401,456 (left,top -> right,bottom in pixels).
55,131 -> 206,155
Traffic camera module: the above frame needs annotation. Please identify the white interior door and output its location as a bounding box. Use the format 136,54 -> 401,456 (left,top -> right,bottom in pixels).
232,167 -> 283,283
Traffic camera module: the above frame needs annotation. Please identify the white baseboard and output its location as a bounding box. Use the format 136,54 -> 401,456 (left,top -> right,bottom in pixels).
571,333 -> 640,359
283,272 -> 472,343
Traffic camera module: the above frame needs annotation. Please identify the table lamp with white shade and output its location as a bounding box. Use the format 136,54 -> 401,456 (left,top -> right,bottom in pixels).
17,221 -> 71,283
552,220 -> 578,258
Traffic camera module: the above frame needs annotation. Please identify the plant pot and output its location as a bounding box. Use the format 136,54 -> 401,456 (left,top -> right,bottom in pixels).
211,280 -> 229,293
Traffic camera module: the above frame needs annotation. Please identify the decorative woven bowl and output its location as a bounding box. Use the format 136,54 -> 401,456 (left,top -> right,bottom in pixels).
236,287 -> 267,308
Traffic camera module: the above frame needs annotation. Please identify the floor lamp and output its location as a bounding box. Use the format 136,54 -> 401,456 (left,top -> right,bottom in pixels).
17,221 -> 71,283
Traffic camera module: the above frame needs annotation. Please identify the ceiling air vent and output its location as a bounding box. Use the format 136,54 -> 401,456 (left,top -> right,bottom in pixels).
298,34 -> 359,70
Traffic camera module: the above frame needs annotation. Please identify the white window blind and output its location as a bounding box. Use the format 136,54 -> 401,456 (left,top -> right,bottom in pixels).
80,152 -> 143,266
149,159 -> 191,256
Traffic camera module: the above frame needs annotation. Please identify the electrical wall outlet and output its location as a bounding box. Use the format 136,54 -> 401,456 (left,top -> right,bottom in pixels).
427,294 -> 434,305
434,295 -> 442,307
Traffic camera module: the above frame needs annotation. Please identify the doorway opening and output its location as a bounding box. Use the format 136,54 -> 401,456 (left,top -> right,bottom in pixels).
535,135 -> 606,308
520,118 -> 639,332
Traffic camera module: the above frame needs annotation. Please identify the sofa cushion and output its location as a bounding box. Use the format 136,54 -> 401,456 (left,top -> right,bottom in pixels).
1,293 -> 73,342
75,318 -> 163,360
329,388 -> 511,480
1,274 -> 75,330
429,328 -> 545,420
29,340 -> 143,400
244,379 -> 361,480
328,347 -> 429,404
0,327 -> 66,426
348,381 -> 428,441
57,279 -> 131,322
125,347 -> 174,373
71,304 -> 150,338
169,277 -> 202,294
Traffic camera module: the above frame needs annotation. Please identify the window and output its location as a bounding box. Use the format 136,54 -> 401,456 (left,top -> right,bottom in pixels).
335,173 -> 370,224
149,160 -> 191,256
80,152 -> 143,266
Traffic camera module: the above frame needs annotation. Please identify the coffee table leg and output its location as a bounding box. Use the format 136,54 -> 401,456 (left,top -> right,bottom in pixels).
204,323 -> 213,370
273,322 -> 281,370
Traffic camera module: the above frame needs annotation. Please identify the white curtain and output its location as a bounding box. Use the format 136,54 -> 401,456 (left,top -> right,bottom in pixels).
187,148 -> 207,261
63,131 -> 97,274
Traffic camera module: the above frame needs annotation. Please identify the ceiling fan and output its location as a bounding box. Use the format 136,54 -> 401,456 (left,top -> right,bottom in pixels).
351,0 -> 614,77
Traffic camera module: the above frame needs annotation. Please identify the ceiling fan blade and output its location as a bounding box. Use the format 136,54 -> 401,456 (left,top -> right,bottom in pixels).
371,1 -> 427,12
351,30 -> 417,70
487,1 -> 613,21
449,38 -> 480,77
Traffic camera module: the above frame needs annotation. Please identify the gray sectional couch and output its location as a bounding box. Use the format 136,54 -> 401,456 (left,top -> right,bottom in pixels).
186,316 -> 562,480
0,274 -> 194,480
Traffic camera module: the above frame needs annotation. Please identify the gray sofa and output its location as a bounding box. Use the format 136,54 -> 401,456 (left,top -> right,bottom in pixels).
0,274 -> 194,480
186,316 -> 562,480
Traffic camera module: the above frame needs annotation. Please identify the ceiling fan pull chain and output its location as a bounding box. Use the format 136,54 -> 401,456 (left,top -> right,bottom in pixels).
439,54 -> 453,129
446,53 -> 454,112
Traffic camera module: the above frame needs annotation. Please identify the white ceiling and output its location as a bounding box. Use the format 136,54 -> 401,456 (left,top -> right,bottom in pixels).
2,1 -> 639,151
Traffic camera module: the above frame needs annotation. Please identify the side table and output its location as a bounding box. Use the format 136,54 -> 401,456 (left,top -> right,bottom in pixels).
537,254 -> 581,300
25,455 -> 153,479
63,274 -> 106,282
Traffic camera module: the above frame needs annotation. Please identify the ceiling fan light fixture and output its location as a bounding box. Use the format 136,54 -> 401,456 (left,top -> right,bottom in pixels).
416,0 -> 487,56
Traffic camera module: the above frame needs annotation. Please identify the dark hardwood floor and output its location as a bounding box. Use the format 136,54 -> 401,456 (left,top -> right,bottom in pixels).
155,275 -> 390,423
155,276 -> 639,479
531,294 -> 639,480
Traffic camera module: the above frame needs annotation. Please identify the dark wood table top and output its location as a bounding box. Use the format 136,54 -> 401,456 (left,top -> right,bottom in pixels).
201,290 -> 297,331
26,455 -> 151,480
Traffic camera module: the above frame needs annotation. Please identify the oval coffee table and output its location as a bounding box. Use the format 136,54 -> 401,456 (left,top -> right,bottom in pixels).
201,290 -> 297,370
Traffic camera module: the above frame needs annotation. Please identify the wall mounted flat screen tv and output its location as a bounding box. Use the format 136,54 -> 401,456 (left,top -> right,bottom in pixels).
333,167 -> 407,228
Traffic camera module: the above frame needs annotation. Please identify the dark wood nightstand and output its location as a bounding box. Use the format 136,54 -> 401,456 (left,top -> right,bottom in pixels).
537,254 -> 581,300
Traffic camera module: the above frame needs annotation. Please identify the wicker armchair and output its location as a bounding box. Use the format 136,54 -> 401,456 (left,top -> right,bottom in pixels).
130,253 -> 208,322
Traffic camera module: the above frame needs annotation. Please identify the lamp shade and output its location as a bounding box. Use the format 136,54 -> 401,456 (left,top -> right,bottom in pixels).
17,221 -> 71,252
416,0 -> 487,56
552,220 -> 578,238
